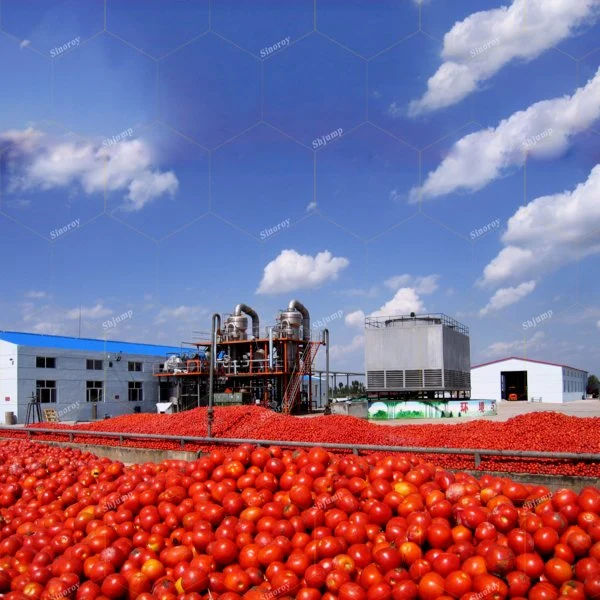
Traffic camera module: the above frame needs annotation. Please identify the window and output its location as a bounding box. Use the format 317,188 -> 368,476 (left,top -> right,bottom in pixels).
86,359 -> 103,370
36,356 -> 56,368
86,381 -> 103,402
128,361 -> 142,372
128,382 -> 143,402
36,380 -> 56,403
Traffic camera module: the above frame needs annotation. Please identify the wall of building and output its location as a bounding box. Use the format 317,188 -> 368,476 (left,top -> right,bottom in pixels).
0,341 -> 19,424
15,345 -> 164,423
471,359 -> 575,403
562,367 -> 587,402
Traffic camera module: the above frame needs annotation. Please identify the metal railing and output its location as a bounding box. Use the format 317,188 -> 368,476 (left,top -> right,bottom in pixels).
1,426 -> 599,469
365,313 -> 469,336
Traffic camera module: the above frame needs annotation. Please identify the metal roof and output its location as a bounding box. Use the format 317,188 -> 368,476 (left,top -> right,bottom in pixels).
0,331 -> 183,357
471,356 -> 588,373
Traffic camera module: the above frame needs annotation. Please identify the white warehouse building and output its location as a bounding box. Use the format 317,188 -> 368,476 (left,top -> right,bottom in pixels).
0,331 -> 183,424
471,357 -> 588,404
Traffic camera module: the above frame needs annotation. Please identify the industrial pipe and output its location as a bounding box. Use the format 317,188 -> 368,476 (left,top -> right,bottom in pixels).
268,326 -> 274,370
208,313 -> 221,438
323,328 -> 330,414
288,299 -> 310,341
234,304 -> 260,339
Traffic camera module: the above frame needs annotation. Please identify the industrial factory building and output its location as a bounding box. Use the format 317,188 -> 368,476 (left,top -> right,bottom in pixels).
0,331 -> 183,424
471,357 -> 588,403
156,300 -> 324,414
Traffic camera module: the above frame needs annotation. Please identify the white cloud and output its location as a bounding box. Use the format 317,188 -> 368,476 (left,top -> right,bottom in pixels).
20,40 -> 31,49
483,331 -> 545,358
25,290 -> 48,299
345,310 -> 365,329
597,320 -> 600,329
411,67 -> 600,202
330,334 -> 364,359
385,274 -> 439,295
257,249 -> 349,294
306,201 -> 317,212
66,304 -> 113,320
155,305 -> 208,325
479,280 -> 536,315
372,287 -> 425,317
1,128 -> 179,211
409,0 -> 600,115
389,189 -> 403,203
482,165 -> 600,286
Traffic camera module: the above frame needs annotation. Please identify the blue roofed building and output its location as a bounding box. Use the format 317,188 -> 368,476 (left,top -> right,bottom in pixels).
0,331 -> 184,424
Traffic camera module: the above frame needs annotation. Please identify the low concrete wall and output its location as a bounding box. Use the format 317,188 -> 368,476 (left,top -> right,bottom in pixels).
0,438 -> 198,464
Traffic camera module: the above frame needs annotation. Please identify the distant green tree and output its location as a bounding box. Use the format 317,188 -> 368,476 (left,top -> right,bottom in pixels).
588,375 -> 600,397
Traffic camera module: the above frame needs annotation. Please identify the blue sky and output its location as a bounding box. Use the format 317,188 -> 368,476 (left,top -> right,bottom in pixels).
0,0 -> 599,375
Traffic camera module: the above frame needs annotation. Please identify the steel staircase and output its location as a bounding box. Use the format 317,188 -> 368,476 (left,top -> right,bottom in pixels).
282,341 -> 321,414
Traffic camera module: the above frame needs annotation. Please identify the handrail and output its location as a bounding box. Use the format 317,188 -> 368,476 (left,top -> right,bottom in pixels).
2,426 -> 600,464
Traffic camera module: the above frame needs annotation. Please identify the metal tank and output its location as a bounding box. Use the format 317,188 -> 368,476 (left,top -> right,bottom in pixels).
224,314 -> 248,341
279,309 -> 303,339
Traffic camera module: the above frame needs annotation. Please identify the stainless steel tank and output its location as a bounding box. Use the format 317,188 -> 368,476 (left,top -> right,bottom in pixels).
279,309 -> 302,339
225,315 -> 248,340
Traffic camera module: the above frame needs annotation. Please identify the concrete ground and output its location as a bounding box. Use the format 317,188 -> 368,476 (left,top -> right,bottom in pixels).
370,399 -> 600,425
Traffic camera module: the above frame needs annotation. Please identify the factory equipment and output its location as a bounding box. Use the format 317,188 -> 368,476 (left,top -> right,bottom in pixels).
155,301 -> 324,414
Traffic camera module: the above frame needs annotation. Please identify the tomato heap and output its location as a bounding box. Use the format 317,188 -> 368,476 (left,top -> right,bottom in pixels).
6,407 -> 600,477
0,439 -> 599,600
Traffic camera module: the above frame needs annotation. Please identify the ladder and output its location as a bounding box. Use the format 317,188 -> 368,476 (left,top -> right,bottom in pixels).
282,341 -> 321,414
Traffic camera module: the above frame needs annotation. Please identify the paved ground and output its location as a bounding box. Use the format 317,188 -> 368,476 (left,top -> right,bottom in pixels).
369,399 -> 600,425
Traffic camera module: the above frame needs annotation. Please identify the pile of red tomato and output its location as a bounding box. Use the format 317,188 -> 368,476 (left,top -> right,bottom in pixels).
6,407 -> 600,477
0,439 -> 600,600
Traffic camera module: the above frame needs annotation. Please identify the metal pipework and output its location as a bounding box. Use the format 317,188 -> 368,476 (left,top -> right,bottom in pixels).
288,299 -> 310,341
208,313 -> 221,438
234,304 -> 260,339
323,328 -> 331,414
268,326 -> 274,370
